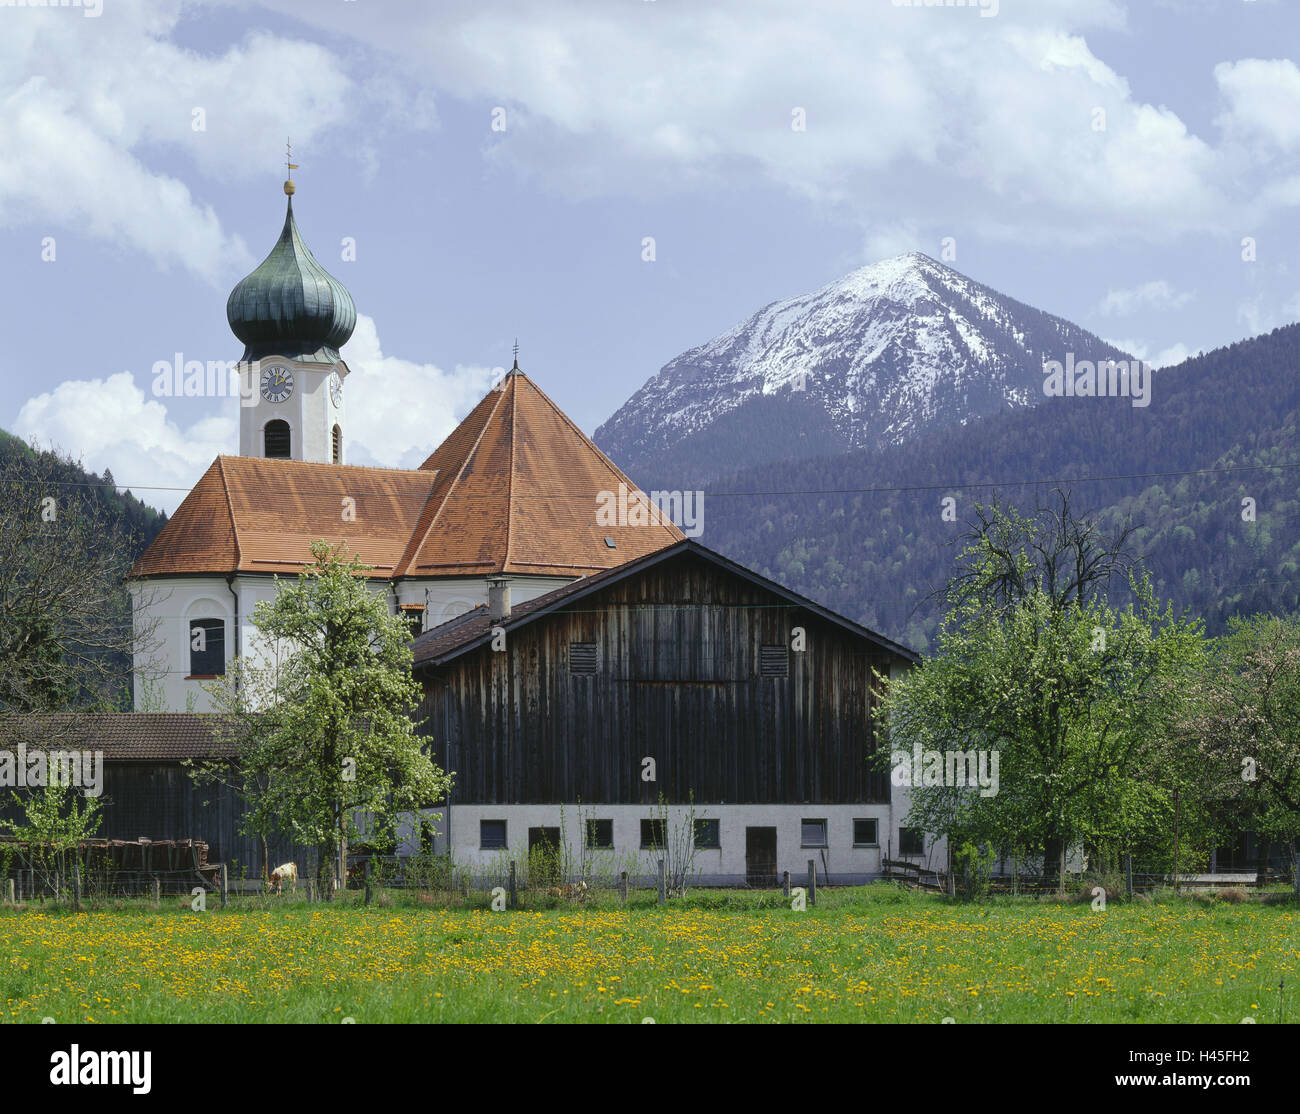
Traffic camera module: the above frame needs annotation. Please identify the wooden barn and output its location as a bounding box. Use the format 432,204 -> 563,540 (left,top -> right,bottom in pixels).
411,539 -> 924,884
0,714 -> 305,884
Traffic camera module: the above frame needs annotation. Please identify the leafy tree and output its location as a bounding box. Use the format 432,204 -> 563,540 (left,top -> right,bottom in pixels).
1173,614 -> 1300,891
0,777 -> 104,888
204,540 -> 452,897
875,492 -> 1204,887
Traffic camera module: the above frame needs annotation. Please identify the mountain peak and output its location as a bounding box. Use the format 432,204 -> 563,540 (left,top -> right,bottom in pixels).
595,257 -> 1134,485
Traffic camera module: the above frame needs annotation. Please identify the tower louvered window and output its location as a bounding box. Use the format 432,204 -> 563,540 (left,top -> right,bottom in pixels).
264,419 -> 290,458
332,424 -> 342,463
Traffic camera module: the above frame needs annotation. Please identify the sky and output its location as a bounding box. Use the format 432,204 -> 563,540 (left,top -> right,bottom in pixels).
2,0 -> 1299,513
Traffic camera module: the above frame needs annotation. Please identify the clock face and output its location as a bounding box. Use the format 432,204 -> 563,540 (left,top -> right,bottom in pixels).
329,371 -> 343,408
260,365 -> 294,404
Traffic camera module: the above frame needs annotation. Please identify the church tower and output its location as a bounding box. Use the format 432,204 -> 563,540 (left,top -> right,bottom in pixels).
226,173 -> 355,463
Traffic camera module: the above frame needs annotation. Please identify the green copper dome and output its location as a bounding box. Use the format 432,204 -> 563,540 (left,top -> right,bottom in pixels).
226,196 -> 356,364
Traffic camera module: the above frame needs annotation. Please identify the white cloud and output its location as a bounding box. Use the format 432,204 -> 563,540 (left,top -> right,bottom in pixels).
340,315 -> 496,471
1100,338 -> 1195,369
10,316 -> 494,513
1098,280 -> 1195,317
0,0 -> 414,282
1215,59 -> 1300,152
256,0 -> 1238,247
13,372 -> 236,514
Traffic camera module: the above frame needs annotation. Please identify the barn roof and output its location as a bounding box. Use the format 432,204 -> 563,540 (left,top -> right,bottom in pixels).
0,714 -> 241,760
130,368 -> 683,581
411,539 -> 920,668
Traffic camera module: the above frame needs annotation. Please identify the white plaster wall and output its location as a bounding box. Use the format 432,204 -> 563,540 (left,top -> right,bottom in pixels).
403,804 -> 905,883
133,572 -> 580,711
131,578 -> 237,712
396,575 -> 576,632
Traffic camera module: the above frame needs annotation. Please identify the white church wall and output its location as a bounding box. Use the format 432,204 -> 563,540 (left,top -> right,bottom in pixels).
131,578 -> 236,712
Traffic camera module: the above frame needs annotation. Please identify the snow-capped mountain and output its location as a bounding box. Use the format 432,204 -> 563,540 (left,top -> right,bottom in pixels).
595,252 -> 1133,484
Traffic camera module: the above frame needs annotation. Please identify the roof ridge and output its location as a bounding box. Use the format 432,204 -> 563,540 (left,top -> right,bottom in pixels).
513,373 -> 685,543
218,454 -> 429,477
404,383 -> 512,571
393,477 -> 445,578
217,457 -> 243,569
502,373 -> 518,569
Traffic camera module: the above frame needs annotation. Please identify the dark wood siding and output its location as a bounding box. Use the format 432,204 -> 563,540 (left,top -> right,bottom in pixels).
0,763 -> 306,875
419,552 -> 895,805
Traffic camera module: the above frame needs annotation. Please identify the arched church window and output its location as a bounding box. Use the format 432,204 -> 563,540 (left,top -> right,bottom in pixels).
189,618 -> 226,677
332,424 -> 342,464
264,419 -> 291,458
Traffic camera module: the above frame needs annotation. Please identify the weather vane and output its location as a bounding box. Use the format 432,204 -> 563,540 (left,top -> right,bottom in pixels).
286,137 -> 299,180
513,338 -> 520,364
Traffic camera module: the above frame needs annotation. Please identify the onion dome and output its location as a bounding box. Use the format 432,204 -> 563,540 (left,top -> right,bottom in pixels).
226,181 -> 356,364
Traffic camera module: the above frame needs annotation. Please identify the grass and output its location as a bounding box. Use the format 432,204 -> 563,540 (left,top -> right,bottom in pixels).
2,886 -> 1296,1023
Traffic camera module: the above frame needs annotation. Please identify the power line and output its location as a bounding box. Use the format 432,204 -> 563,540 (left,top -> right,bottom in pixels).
0,458 -> 1298,502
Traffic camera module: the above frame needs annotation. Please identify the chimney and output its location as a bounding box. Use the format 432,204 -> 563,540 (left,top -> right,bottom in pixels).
487,577 -> 511,623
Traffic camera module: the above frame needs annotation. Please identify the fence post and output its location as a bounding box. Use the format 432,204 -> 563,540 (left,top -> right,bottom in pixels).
152,878 -> 160,905
306,879 -> 315,903
364,860 -> 372,906
5,878 -> 14,905
72,864 -> 82,912
220,864 -> 228,909
508,861 -> 517,910
782,870 -> 790,899
620,870 -> 629,903
1125,853 -> 1133,900
807,859 -> 816,907
658,859 -> 666,905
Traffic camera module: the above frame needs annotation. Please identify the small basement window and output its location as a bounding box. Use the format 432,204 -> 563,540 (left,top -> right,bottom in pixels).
693,819 -> 720,849
586,819 -> 614,849
760,645 -> 788,677
480,819 -> 507,850
853,819 -> 879,847
640,819 -> 666,849
569,642 -> 597,674
801,818 -> 828,848
899,827 -> 924,856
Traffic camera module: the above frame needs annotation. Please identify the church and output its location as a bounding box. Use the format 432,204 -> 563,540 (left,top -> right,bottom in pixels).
129,175 -> 683,713
115,177 -> 930,885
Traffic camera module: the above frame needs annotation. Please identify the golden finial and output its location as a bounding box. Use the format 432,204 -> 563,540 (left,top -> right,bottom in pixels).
284,137 -> 299,196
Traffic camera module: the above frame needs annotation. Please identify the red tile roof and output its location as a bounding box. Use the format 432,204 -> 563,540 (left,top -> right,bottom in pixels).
131,370 -> 683,581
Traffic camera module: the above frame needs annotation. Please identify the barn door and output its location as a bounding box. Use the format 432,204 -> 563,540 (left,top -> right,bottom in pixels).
746,827 -> 778,887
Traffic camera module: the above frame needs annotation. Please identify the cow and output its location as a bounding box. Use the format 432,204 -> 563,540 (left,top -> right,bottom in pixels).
267,862 -> 298,894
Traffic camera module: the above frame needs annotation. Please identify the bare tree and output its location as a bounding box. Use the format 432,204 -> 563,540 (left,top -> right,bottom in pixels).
0,440 -> 162,712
